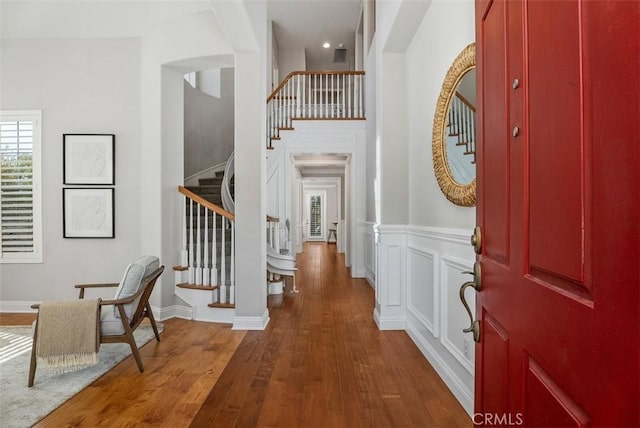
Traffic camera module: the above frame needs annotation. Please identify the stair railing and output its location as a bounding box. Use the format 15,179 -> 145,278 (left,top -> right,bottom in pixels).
266,71 -> 366,148
178,186 -> 235,305
221,151 -> 235,214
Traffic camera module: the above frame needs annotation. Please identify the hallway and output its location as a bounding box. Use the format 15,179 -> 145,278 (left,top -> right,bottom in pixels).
191,243 -> 471,427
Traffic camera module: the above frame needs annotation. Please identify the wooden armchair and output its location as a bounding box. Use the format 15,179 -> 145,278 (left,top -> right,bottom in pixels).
29,257 -> 164,387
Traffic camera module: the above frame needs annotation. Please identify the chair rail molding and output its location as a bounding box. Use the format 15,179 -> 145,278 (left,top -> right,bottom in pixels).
373,223 -> 408,330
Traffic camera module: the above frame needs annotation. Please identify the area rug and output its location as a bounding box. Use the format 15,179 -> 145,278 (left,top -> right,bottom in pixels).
0,324 -> 162,428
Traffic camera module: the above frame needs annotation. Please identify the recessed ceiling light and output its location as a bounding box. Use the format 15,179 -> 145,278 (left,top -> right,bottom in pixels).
323,42 -> 331,49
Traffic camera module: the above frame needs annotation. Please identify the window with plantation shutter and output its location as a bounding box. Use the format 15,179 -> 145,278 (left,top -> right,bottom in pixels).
0,111 -> 42,263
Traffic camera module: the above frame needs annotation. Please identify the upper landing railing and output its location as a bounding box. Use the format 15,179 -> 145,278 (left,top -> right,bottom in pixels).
267,71 -> 366,148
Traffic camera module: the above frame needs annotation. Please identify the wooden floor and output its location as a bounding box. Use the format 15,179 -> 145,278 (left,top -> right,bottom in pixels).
1,243 -> 471,427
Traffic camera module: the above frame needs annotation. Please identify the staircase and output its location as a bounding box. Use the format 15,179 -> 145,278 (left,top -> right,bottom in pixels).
174,168 -> 237,323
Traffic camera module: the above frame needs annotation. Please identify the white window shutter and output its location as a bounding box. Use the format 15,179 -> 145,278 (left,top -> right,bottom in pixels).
1,111 -> 42,263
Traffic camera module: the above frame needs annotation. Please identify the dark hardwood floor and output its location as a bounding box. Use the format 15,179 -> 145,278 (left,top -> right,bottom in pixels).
1,243 -> 471,427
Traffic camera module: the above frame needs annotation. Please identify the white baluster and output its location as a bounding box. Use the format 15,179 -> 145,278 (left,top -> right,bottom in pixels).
275,222 -> 280,253
188,199 -> 194,284
359,74 -> 364,118
221,216 -> 227,303
203,208 -> 210,286
342,74 -> 346,118
331,73 -> 335,118
230,220 -> 235,305
348,74 -> 352,118
296,74 -> 301,117
181,195 -> 188,266
278,92 -> 283,131
212,212 -> 218,284
288,77 -> 292,123
324,74 -> 328,117
212,212 -> 219,302
196,203 -> 202,285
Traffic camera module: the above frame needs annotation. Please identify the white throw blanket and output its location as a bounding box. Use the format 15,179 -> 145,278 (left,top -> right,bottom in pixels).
35,299 -> 100,373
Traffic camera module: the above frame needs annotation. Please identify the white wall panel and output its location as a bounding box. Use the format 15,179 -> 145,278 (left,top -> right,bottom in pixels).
407,245 -> 439,337
440,254 -> 474,374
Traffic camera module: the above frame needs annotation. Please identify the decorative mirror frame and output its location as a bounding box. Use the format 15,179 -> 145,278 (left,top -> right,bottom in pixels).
432,43 -> 476,207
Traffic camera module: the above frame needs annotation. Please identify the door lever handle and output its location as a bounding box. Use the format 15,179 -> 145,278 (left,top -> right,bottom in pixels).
459,261 -> 482,343
460,281 -> 480,342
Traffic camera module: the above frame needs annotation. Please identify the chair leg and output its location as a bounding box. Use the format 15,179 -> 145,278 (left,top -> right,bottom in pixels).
145,302 -> 161,342
128,338 -> 144,372
117,306 -> 144,372
28,319 -> 38,387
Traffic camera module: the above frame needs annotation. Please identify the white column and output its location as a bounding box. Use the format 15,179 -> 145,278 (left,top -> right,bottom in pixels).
233,51 -> 268,329
373,224 -> 407,330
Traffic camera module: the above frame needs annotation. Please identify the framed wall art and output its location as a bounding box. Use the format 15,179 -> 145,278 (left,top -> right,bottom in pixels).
63,188 -> 115,238
63,134 -> 115,185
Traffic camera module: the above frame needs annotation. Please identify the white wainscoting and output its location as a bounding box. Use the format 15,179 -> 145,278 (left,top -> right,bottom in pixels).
372,224 -> 476,416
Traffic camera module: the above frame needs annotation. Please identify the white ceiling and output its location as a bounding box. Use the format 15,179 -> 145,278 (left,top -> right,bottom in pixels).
0,1 -> 213,39
268,0 -> 362,70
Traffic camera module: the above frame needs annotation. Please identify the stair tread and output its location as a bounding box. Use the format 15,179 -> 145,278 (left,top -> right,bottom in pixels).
173,266 -> 189,271
176,283 -> 220,290
208,302 -> 235,309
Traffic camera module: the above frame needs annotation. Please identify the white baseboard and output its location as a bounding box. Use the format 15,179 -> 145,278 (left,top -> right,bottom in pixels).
373,308 -> 405,330
365,271 -> 375,288
0,301 -> 38,313
232,309 -> 270,330
151,305 -> 193,322
405,318 -> 474,417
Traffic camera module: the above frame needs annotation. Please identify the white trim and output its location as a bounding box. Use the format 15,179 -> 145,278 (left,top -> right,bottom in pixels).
232,309 -> 270,330
0,301 -> 38,313
406,225 -> 472,245
406,317 -> 474,416
151,304 -> 193,322
183,160 -> 227,187
373,307 -> 406,330
374,223 -> 407,235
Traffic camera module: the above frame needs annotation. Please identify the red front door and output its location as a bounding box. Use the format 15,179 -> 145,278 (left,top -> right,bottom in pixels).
475,0 -> 639,425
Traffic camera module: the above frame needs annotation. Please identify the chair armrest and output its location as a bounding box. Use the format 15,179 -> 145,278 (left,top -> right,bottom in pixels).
75,283 -> 119,299
74,283 -> 119,289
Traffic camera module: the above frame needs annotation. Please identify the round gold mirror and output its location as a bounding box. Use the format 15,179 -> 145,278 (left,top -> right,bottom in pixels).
432,43 -> 476,207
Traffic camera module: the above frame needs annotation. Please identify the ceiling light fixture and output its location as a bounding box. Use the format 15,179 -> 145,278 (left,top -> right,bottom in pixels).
323,42 -> 331,48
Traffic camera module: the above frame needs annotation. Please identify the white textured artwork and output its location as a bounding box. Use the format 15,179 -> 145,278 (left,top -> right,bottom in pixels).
64,134 -> 114,184
64,188 -> 114,238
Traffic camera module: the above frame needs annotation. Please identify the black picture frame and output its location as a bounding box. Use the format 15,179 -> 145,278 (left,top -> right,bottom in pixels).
63,188 -> 115,238
63,134 -> 115,185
